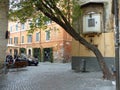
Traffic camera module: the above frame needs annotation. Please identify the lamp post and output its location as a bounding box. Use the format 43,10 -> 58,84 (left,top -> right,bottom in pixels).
114,0 -> 120,90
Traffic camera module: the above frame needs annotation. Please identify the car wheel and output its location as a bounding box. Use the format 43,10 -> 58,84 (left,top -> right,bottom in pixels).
28,63 -> 31,66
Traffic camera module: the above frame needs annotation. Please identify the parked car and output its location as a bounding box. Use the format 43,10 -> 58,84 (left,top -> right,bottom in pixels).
6,55 -> 14,65
6,55 -> 28,68
20,54 -> 39,66
27,57 -> 39,66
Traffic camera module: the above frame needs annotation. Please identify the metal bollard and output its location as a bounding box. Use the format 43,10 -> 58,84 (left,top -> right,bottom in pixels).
82,59 -> 86,72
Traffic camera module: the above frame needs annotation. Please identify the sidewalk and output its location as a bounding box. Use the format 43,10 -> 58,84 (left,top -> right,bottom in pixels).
0,67 -> 4,74
0,64 -> 9,75
0,62 -> 116,90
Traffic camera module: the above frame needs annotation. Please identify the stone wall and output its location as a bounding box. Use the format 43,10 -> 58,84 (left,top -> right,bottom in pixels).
0,0 -> 9,68
71,56 -> 115,71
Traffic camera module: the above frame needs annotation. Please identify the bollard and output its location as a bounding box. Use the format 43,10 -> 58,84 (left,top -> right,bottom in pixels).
82,59 -> 86,72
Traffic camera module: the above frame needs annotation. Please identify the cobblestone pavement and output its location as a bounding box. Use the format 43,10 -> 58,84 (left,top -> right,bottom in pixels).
0,62 -> 115,90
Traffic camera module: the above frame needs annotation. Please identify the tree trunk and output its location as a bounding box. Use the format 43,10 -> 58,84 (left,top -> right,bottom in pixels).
77,37 -> 113,80
66,26 -> 113,80
56,21 -> 113,80
0,0 -> 9,68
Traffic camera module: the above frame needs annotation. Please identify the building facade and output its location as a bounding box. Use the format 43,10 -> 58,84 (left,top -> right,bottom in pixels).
0,0 -> 9,68
7,20 -> 72,63
72,0 -> 119,71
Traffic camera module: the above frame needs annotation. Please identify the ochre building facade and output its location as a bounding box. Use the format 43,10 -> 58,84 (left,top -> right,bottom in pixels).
72,0 -> 119,71
7,20 -> 72,63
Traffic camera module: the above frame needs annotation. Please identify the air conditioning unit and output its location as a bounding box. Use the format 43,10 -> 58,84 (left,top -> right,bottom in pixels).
83,13 -> 101,34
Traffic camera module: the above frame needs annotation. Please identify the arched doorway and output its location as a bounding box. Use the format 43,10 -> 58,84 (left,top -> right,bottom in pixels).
28,49 -> 31,56
20,48 -> 26,54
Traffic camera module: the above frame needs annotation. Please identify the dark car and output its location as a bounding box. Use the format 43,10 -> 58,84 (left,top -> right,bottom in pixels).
6,55 -> 14,64
27,57 -> 39,66
20,54 -> 39,66
6,55 -> 28,68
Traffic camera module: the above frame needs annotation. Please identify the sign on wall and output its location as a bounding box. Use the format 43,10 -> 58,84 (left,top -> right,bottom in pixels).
83,13 -> 101,34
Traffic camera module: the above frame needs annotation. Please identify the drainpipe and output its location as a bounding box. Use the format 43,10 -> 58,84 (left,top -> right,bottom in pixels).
114,0 -> 120,90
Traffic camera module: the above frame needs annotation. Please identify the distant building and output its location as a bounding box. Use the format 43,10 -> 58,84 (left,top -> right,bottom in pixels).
72,0 -> 119,71
7,20 -> 72,63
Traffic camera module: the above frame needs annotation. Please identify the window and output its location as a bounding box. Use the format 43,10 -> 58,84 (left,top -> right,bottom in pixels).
36,19 -> 40,27
14,37 -> 18,44
45,20 -> 52,25
9,38 -> 13,44
27,35 -> 32,43
16,24 -> 18,31
10,26 -> 12,32
45,30 -> 50,41
28,19 -> 33,28
29,22 -> 32,26
21,23 -> 25,30
36,32 -> 40,42
29,22 -> 33,28
88,18 -> 95,27
21,36 -> 24,43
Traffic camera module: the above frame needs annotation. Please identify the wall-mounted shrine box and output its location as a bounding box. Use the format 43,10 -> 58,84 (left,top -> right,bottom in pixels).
83,12 -> 101,34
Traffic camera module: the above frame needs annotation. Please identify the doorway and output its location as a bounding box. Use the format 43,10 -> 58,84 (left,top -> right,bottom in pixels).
20,48 -> 26,54
33,48 -> 41,62
43,48 -> 53,62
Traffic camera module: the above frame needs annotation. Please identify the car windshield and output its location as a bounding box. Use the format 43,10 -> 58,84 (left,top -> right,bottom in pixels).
20,54 -> 34,59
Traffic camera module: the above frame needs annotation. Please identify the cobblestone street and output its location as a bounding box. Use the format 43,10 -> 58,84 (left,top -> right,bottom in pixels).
0,62 -> 115,90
